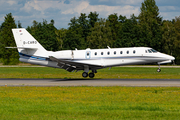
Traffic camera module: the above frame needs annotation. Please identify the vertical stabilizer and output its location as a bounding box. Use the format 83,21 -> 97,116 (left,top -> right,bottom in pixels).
12,28 -> 47,56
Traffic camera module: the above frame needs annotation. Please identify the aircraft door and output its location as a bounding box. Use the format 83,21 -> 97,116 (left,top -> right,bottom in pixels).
85,51 -> 91,59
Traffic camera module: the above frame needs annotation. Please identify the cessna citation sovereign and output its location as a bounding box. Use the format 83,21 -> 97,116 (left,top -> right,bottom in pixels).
9,28 -> 175,78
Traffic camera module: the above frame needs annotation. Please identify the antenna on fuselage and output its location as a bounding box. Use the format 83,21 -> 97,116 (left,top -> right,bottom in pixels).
107,46 -> 111,49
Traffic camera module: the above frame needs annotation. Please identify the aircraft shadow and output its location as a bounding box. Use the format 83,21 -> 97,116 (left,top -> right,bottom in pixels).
52,78 -> 102,81
0,78 -> 179,82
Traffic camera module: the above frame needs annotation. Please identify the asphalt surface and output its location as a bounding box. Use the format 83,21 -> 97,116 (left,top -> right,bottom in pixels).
0,78 -> 180,87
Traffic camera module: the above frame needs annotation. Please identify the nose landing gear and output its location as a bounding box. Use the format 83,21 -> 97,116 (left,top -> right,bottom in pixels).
157,64 -> 161,72
157,68 -> 161,72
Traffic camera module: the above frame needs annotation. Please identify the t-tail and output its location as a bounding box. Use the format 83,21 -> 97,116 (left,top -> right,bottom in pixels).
11,28 -> 51,65
12,28 -> 47,56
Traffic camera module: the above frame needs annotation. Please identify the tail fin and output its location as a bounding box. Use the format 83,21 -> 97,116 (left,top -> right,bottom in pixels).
12,28 -> 46,56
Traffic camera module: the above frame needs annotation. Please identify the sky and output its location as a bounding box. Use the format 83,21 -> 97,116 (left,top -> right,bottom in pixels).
0,0 -> 180,29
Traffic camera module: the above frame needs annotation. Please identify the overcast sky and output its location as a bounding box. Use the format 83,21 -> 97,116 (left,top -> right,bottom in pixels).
0,0 -> 180,29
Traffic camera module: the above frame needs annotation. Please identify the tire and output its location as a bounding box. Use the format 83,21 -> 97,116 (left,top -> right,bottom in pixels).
89,72 -> 95,78
82,72 -> 88,78
157,68 -> 161,72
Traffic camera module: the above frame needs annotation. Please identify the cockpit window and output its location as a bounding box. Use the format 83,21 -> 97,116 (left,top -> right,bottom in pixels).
151,49 -> 157,53
146,49 -> 158,53
148,49 -> 152,53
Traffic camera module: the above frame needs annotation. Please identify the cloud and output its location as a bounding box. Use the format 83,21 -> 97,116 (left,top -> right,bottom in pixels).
0,0 -> 180,29
159,6 -> 179,12
156,0 -> 180,6
160,11 -> 180,20
61,1 -> 139,18
89,0 -> 143,6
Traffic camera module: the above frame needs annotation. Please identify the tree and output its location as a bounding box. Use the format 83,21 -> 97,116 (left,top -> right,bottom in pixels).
87,18 -> 112,49
0,13 -> 19,65
161,20 -> 176,56
88,11 -> 99,28
114,15 -> 141,48
78,13 -> 89,48
108,13 -> 119,42
138,0 -> 162,51
113,15 -> 126,48
63,17 -> 83,50
129,14 -> 143,47
18,20 -> 22,28
27,19 -> 58,51
0,27 -> 3,61
55,28 -> 67,50
173,17 -> 180,64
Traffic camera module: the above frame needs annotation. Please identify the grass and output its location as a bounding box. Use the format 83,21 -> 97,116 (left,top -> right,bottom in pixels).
0,86 -> 180,120
0,66 -> 179,79
0,67 -> 179,119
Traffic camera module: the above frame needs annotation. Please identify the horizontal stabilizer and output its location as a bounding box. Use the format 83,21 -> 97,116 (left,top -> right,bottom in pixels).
6,47 -> 37,49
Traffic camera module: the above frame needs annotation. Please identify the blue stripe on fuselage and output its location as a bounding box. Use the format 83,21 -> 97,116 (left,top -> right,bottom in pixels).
19,52 -> 46,61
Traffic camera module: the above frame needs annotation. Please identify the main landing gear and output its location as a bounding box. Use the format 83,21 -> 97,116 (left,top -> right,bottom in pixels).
82,70 -> 96,78
82,72 -> 95,78
157,64 -> 161,72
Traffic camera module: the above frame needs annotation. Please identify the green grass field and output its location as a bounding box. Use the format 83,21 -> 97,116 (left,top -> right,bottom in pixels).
0,86 -> 180,120
0,66 -> 179,79
0,67 -> 179,119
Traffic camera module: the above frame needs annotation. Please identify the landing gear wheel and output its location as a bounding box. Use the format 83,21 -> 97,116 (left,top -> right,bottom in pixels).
157,68 -> 161,72
82,72 -> 88,78
89,72 -> 95,78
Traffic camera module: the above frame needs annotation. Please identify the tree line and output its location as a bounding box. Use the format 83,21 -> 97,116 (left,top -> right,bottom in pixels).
0,0 -> 180,65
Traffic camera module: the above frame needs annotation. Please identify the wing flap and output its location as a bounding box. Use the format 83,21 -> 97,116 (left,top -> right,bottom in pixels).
49,56 -> 76,72
49,56 -> 102,72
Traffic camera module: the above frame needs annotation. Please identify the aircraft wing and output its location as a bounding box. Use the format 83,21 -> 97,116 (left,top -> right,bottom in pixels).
49,56 -> 102,72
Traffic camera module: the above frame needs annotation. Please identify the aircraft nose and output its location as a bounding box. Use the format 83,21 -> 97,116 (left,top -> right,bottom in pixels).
162,53 -> 175,61
170,56 -> 175,61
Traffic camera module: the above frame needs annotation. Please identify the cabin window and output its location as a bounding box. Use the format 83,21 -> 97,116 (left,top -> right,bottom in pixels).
145,50 -> 147,53
114,51 -> 116,55
87,52 -> 89,56
127,51 -> 129,54
107,51 -> 110,55
101,52 -> 103,55
120,51 -> 123,54
95,52 -> 97,55
133,50 -> 136,54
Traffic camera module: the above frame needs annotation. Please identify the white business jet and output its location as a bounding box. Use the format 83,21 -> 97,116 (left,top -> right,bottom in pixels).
9,28 -> 175,78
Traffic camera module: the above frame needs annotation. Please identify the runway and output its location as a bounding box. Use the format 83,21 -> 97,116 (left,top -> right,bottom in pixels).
0,78 -> 180,87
